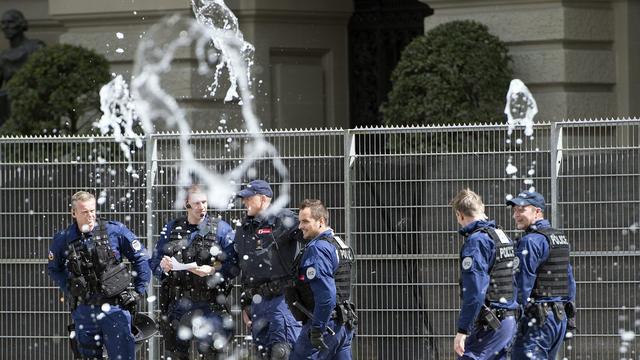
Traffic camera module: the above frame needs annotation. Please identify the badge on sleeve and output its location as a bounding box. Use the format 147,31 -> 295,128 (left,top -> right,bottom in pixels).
131,240 -> 142,251
48,250 -> 54,261
306,267 -> 317,280
461,257 -> 473,270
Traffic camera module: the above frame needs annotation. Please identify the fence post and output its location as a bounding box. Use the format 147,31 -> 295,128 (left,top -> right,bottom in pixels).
549,122 -> 562,227
145,134 -> 158,359
343,129 -> 354,298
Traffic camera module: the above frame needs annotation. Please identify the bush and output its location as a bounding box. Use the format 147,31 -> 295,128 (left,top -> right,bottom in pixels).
0,44 -> 110,135
381,20 -> 512,128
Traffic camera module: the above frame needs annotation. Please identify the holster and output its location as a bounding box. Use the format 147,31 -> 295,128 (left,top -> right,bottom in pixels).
335,300 -> 358,330
526,303 -> 548,326
477,305 -> 501,330
552,302 -> 566,321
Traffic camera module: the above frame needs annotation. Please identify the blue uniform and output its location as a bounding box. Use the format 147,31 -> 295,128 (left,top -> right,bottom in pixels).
149,216 -> 238,356
512,219 -> 576,360
290,229 -> 354,360
235,209 -> 302,355
457,220 -> 518,360
48,220 -> 151,360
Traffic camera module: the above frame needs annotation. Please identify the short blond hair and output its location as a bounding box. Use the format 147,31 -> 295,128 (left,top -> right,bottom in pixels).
71,191 -> 95,209
450,188 -> 485,217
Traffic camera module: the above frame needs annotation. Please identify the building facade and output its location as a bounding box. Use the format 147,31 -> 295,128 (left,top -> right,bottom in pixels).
0,0 -> 638,129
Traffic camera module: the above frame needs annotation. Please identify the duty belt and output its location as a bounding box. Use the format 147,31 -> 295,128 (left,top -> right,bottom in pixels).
245,278 -> 294,300
525,301 -> 566,325
493,308 -> 516,321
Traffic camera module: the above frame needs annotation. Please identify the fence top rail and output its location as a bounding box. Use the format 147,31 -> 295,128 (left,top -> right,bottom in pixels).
0,118 -> 637,143
554,117 -> 640,127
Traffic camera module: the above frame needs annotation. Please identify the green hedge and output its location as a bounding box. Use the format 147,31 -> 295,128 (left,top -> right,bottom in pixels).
1,44 -> 110,135
382,20 -> 512,127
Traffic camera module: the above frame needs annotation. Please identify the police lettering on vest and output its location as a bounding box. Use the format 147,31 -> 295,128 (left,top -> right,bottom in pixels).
531,228 -> 571,298
481,227 -> 516,303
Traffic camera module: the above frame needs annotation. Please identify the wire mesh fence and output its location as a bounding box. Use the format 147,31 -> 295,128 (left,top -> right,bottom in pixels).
0,120 -> 637,359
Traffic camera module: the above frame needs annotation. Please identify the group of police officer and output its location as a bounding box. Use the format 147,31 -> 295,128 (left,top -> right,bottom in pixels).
48,180 -> 357,360
452,189 -> 576,360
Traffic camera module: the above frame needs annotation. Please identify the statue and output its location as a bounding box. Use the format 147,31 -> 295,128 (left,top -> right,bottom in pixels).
0,9 -> 45,125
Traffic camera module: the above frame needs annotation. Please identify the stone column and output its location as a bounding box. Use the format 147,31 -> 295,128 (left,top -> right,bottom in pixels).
421,0 -> 623,122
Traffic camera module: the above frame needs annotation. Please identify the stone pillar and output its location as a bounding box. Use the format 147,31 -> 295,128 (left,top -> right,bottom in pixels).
421,0 -> 623,122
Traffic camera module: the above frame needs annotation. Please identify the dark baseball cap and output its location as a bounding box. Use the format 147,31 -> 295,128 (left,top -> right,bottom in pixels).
506,190 -> 546,211
237,179 -> 273,198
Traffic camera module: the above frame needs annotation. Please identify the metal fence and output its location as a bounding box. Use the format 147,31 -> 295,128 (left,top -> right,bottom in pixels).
0,119 -> 638,359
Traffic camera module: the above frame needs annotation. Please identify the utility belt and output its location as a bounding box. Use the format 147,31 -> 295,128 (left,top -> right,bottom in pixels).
329,300 -> 358,331
245,278 -> 294,300
475,305 -> 517,330
180,286 -> 231,303
524,301 -> 566,326
75,291 -> 129,308
161,281 -> 231,305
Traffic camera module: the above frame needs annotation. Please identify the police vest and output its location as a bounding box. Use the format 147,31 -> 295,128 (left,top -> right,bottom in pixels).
237,213 -> 298,287
480,227 -> 516,303
67,220 -> 131,299
161,217 -> 229,301
287,234 -> 354,321
531,227 -> 570,298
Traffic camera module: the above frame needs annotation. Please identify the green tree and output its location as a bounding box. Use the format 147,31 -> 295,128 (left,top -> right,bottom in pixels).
0,43 -> 110,135
382,20 -> 512,127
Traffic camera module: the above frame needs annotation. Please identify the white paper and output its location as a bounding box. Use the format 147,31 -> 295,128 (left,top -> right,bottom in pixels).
170,257 -> 197,271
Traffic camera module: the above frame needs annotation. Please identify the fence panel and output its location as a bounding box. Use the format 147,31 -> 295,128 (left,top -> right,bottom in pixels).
0,120 -> 637,359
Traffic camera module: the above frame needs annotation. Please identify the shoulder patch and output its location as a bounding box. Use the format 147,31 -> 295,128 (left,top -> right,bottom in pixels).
461,256 -> 473,270
48,250 -> 54,261
306,267 -> 317,280
131,239 -> 142,251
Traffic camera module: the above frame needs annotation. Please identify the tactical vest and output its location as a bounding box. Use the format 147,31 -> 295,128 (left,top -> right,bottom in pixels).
237,213 -> 298,288
286,233 -> 354,322
67,220 -> 131,300
161,217 -> 229,303
481,227 -> 516,303
531,227 -> 570,298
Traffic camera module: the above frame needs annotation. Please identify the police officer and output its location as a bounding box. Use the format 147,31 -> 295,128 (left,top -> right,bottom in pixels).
451,189 -> 518,359
235,179 -> 302,359
286,199 -> 356,360
507,190 -> 577,360
47,191 -> 151,360
149,185 -> 239,360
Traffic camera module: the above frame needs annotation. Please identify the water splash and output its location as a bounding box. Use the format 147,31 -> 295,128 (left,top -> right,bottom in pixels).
504,79 -> 539,194
98,0 -> 290,211
505,79 -> 538,137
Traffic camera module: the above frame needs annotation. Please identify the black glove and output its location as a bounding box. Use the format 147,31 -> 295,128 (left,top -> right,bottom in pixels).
309,327 -> 328,351
120,290 -> 140,314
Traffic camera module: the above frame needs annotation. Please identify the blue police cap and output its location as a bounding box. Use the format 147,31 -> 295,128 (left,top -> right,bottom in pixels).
237,179 -> 273,198
506,190 -> 546,211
